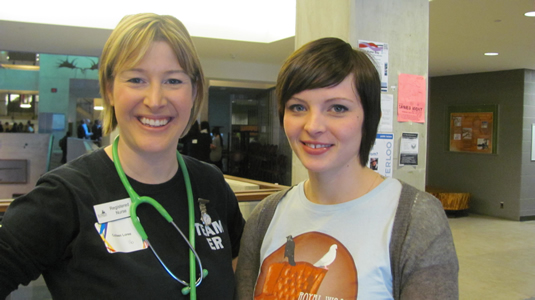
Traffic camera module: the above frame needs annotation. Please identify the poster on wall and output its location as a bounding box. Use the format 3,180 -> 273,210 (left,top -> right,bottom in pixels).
448,105 -> 497,154
397,74 -> 426,123
399,132 -> 419,166
52,113 -> 66,130
358,40 -> 389,92
368,133 -> 394,177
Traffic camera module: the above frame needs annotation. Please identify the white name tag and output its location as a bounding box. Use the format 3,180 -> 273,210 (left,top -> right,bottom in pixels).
94,218 -> 147,253
93,198 -> 132,224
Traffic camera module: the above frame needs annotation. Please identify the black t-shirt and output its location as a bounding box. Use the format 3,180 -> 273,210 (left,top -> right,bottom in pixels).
0,149 -> 245,299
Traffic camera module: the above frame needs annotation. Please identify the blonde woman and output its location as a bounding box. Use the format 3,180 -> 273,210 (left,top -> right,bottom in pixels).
0,14 -> 244,299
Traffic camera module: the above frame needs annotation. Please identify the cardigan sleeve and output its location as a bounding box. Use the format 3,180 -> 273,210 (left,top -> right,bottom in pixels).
235,190 -> 287,300
397,188 -> 459,300
235,201 -> 264,299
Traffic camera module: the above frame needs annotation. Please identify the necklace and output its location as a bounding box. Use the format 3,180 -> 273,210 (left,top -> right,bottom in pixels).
366,172 -> 383,194
305,172 -> 383,204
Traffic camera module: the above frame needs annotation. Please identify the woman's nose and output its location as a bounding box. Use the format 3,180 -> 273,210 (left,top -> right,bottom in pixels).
303,110 -> 325,135
143,84 -> 166,109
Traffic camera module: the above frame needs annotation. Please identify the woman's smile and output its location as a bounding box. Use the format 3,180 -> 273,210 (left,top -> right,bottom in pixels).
138,116 -> 173,127
301,141 -> 334,155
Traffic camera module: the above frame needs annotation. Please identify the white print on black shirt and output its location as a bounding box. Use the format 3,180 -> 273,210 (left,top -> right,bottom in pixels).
195,220 -> 224,250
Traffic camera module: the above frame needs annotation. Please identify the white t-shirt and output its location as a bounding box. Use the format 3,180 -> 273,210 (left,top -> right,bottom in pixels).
257,178 -> 401,300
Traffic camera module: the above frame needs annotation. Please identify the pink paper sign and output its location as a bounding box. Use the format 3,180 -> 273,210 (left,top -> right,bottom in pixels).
397,74 -> 426,123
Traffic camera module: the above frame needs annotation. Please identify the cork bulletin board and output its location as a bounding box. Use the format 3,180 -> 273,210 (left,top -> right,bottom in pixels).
448,105 -> 498,154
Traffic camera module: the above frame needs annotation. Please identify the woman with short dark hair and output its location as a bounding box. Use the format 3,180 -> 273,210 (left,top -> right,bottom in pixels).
236,37 -> 458,300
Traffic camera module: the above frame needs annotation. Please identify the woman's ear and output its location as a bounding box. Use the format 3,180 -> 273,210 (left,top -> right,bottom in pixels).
107,83 -> 115,106
191,88 -> 197,103
191,80 -> 199,102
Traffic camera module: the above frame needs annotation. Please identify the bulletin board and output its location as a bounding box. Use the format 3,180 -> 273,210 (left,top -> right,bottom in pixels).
448,105 -> 498,154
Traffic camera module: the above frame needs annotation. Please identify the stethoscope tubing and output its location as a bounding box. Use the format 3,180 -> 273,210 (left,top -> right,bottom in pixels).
178,148 -> 200,295
111,136 -> 205,298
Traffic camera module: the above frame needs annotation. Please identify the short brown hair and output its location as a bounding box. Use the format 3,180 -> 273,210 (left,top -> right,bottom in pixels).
98,13 -> 205,136
276,37 -> 381,166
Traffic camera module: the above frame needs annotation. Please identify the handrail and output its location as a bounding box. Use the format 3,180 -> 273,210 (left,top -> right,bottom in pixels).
46,134 -> 55,172
224,175 -> 289,202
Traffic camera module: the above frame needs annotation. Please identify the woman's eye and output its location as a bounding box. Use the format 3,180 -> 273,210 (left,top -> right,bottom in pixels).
331,105 -> 348,113
167,78 -> 183,85
288,104 -> 306,112
127,78 -> 143,84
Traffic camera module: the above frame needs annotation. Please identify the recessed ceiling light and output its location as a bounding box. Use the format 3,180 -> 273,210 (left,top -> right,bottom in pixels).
485,52 -> 499,56
525,11 -> 535,17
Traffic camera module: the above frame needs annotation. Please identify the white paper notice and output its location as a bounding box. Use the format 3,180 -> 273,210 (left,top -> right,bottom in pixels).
399,132 -> 419,166
379,94 -> 394,133
359,40 -> 389,92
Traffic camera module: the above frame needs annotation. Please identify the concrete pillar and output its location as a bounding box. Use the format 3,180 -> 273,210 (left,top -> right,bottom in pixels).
292,0 -> 429,190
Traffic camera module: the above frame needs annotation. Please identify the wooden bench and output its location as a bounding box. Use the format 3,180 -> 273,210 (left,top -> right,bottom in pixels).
0,199 -> 14,213
426,187 -> 470,216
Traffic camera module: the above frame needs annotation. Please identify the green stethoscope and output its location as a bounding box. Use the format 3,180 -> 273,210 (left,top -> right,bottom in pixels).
112,136 -> 208,298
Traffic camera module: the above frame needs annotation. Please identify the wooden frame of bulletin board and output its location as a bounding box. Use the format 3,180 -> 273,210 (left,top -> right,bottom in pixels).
447,105 -> 498,154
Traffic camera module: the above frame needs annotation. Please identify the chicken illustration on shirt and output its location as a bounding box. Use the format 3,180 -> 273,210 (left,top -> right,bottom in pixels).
313,244 -> 338,269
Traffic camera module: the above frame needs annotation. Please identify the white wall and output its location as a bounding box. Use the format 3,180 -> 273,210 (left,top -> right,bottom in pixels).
202,57 -> 280,84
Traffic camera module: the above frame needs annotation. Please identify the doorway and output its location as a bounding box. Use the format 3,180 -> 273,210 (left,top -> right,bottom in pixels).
208,84 -> 291,185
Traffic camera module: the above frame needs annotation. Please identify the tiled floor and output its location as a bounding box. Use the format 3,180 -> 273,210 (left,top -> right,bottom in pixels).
449,214 -> 535,300
6,214 -> 535,299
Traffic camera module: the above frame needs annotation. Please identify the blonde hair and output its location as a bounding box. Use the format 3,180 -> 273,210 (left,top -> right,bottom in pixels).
98,13 -> 206,136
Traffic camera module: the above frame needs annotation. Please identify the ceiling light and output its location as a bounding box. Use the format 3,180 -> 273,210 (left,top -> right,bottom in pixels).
1,64 -> 40,70
484,52 -> 499,56
0,0 -> 296,43
525,11 -> 535,17
94,106 -> 104,111
20,104 -> 31,108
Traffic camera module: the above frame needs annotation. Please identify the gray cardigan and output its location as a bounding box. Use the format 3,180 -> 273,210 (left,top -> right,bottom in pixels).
235,182 -> 459,300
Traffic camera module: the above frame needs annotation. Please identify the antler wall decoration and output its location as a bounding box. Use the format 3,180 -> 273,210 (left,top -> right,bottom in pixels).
57,57 -> 99,73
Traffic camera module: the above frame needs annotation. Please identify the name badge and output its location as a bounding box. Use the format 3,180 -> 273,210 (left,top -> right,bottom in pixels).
94,218 -> 147,253
93,198 -> 146,254
93,198 -> 132,224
